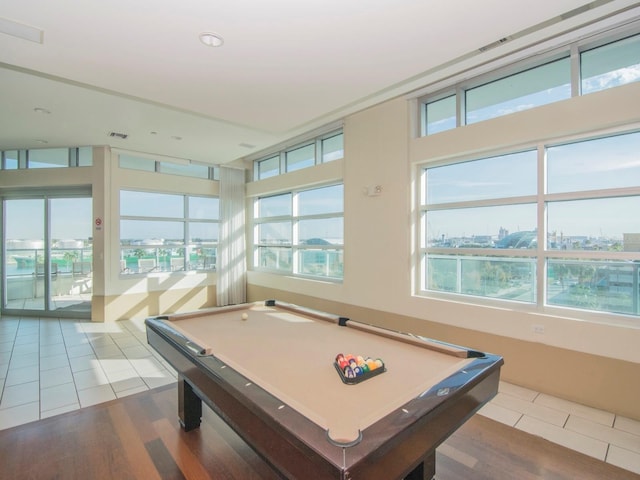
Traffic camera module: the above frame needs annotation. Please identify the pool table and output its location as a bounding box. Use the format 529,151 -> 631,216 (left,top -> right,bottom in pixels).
145,300 -> 503,480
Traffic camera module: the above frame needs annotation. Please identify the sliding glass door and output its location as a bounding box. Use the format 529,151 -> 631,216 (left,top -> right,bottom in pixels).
5,199 -> 46,311
3,194 -> 92,317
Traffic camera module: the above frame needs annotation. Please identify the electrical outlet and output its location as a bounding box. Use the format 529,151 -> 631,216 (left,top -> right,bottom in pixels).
532,324 -> 545,335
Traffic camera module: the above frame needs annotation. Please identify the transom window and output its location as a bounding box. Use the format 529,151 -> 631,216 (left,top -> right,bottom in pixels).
581,33 -> 640,95
465,58 -> 571,125
422,31 -> 640,135
119,153 -> 218,180
254,130 -> 344,180
1,147 -> 92,169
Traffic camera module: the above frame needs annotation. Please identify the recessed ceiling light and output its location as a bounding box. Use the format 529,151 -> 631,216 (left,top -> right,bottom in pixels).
199,32 -> 224,47
35,139 -> 48,144
34,107 -> 51,114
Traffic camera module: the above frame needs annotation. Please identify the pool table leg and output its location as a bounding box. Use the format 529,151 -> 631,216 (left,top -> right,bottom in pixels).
178,375 -> 202,432
404,451 -> 435,480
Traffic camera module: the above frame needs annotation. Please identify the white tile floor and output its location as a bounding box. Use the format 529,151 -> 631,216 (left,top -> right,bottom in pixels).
0,315 -> 176,429
1,315 -> 639,476
478,382 -> 640,476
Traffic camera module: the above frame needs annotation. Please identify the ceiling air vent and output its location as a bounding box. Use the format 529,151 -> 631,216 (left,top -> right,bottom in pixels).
109,131 -> 128,139
478,37 -> 510,53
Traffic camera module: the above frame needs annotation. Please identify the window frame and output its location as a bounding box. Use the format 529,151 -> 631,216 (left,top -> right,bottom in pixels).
251,183 -> 344,281
417,127 -> 640,326
118,153 -> 218,180
1,147 -> 92,169
253,129 -> 344,180
119,189 -> 219,275
419,27 -> 640,136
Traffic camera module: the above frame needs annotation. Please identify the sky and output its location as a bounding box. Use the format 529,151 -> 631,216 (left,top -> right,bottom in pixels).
6,198 -> 92,240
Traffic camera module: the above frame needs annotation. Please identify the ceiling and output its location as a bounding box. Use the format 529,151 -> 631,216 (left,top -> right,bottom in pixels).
1,0 -> 638,166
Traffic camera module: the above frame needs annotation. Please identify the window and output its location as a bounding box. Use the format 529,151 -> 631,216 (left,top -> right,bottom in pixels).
253,184 -> 344,279
424,95 -> 456,135
420,130 -> 640,319
119,190 -> 219,274
160,161 -> 213,179
119,153 -> 216,179
581,34 -> 640,95
286,144 -> 315,173
28,148 -> 70,168
1,147 -> 91,169
78,147 -> 93,166
120,155 -> 156,172
465,58 -> 571,125
421,30 -> 640,135
254,129 -> 343,179
321,132 -> 344,162
2,150 -> 20,169
422,151 -> 538,302
257,156 -> 280,180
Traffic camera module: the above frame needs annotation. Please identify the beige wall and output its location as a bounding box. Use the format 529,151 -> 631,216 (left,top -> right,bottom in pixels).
247,82 -> 640,419
0,149 -> 220,321
2,81 -> 639,420
91,149 -> 221,321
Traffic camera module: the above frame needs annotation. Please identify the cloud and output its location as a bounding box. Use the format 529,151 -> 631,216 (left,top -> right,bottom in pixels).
582,65 -> 640,93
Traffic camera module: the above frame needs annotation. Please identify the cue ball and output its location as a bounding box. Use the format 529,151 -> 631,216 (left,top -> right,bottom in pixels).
241,313 -> 248,320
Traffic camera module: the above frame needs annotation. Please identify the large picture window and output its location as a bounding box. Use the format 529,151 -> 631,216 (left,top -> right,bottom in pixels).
119,190 -> 219,274
253,184 -> 344,279
420,130 -> 640,320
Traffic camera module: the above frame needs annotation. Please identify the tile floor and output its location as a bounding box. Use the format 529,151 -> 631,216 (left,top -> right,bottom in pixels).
478,382 -> 640,475
1,315 -> 639,476
0,315 -> 176,429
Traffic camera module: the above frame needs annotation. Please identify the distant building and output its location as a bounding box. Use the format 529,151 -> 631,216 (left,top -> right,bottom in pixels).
623,233 -> 640,252
495,231 -> 536,249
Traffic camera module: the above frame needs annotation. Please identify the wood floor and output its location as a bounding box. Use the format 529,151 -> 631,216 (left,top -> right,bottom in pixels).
0,384 -> 637,480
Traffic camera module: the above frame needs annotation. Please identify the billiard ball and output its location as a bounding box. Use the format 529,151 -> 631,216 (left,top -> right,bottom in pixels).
241,313 -> 248,320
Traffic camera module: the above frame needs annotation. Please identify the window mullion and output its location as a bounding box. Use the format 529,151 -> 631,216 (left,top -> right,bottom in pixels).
292,192 -> 299,273
538,143 -> 547,309
570,43 -> 581,96
456,86 -> 464,127
184,196 -> 190,269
